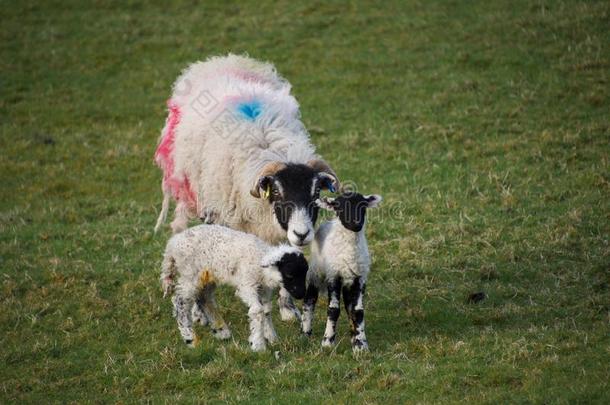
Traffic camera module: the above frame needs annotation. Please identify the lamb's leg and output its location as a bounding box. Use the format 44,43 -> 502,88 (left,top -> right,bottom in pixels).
261,287 -> 278,344
237,287 -> 267,352
322,278 -> 341,347
192,296 -> 209,327
278,287 -> 301,322
301,283 -> 319,336
344,278 -> 369,352
172,295 -> 196,347
199,284 -> 231,340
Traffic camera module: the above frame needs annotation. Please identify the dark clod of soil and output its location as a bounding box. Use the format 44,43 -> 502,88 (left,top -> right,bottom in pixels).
468,292 -> 486,304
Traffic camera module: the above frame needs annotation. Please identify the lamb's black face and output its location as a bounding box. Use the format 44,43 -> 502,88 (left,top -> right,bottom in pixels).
261,164 -> 335,247
331,193 -> 374,233
276,252 -> 308,300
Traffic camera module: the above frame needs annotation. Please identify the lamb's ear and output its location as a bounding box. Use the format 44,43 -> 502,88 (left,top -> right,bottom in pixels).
308,159 -> 339,192
261,246 -> 288,268
250,161 -> 286,198
315,197 -> 336,211
364,194 -> 382,208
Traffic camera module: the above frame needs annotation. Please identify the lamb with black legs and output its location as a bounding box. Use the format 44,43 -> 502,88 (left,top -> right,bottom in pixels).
301,192 -> 382,352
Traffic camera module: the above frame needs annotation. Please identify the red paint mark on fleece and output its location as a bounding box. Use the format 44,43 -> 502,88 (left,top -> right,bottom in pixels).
154,100 -> 197,209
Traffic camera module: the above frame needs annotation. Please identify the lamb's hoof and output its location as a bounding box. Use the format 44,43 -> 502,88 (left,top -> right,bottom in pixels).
321,336 -> 335,348
250,340 -> 267,352
184,336 -> 199,348
279,306 -> 301,322
352,340 -> 369,353
212,327 -> 231,340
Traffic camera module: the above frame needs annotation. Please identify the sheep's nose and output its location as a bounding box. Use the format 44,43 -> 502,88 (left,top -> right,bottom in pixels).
293,230 -> 309,242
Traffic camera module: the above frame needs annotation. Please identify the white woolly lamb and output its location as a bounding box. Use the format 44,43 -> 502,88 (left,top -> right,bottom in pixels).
301,193 -> 382,352
161,224 -> 308,352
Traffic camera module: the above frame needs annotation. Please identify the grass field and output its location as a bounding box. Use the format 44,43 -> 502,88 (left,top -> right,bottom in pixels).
1,0 -> 609,403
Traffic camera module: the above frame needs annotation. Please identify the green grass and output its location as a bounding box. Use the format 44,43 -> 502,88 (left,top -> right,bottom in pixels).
1,0 -> 609,402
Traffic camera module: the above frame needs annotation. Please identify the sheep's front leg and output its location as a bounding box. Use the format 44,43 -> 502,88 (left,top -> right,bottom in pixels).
301,283 -> 319,336
322,278 -> 341,347
170,202 -> 190,234
343,278 -> 369,352
172,295 -> 196,347
261,288 -> 278,344
237,288 -> 267,351
278,287 -> 301,322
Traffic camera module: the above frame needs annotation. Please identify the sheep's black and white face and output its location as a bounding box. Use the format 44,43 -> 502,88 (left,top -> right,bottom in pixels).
275,251 -> 308,299
317,193 -> 382,232
255,163 -> 337,247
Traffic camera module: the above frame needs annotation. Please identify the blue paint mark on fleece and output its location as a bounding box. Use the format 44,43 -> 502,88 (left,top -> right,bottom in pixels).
237,101 -> 262,121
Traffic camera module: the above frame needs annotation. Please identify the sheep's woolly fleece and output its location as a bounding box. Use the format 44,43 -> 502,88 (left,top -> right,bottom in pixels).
154,54 -> 318,239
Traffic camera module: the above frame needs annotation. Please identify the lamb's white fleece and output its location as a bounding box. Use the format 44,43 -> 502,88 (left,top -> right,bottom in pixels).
161,224 -> 302,351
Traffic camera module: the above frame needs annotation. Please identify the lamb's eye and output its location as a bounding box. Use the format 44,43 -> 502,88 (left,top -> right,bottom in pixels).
272,189 -> 281,196
314,187 -> 321,195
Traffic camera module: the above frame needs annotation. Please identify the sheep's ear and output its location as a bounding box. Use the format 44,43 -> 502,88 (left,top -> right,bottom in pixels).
308,159 -> 340,192
364,194 -> 382,208
315,197 -> 336,211
250,161 -> 286,198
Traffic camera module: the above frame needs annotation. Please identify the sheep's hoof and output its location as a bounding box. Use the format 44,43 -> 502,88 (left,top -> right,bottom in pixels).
184,335 -> 200,348
250,340 -> 267,352
352,340 -> 369,353
321,336 -> 335,348
211,327 -> 232,340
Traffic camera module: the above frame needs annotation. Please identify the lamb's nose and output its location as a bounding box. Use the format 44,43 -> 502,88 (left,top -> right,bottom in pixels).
293,230 -> 309,242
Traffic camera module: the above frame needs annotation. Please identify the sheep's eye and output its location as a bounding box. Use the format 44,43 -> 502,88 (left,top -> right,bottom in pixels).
272,189 -> 280,196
